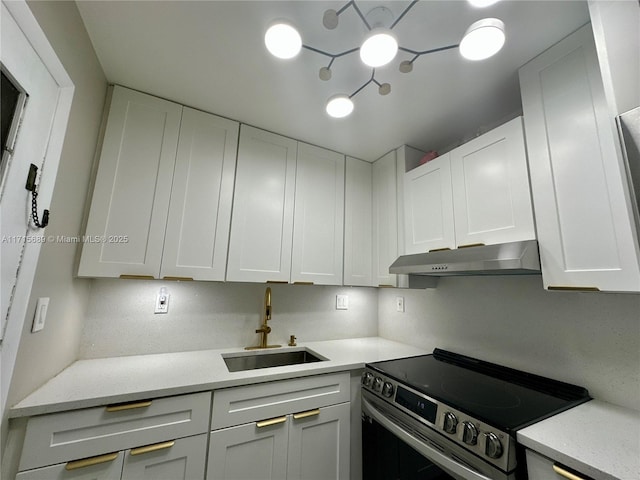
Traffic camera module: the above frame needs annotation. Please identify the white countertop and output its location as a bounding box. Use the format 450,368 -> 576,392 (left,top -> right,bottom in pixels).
518,399 -> 640,480
10,337 -> 428,417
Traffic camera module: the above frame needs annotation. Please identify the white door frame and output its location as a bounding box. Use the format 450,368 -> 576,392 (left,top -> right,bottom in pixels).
0,0 -> 74,422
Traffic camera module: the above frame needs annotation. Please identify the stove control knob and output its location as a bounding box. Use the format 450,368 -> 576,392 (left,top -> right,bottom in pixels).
382,382 -> 394,398
373,377 -> 384,393
483,432 -> 503,459
461,421 -> 479,445
442,412 -> 458,434
361,372 -> 374,387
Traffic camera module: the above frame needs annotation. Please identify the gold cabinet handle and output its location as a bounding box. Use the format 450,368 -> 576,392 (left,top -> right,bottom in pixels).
256,415 -> 288,428
266,280 -> 288,284
66,452 -> 118,470
162,276 -> 193,281
118,274 -> 155,280
553,464 -> 587,480
548,286 -> 600,292
105,400 -> 152,412
293,281 -> 314,285
130,440 -> 175,456
293,409 -> 320,420
428,247 -> 451,252
457,243 -> 486,249
377,284 -> 395,288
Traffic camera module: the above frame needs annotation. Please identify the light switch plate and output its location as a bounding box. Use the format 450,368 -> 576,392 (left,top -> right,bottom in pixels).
396,296 -> 405,313
336,294 -> 349,310
32,297 -> 49,332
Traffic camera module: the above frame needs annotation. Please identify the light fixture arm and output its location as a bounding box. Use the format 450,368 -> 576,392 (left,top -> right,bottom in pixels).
303,44 -> 359,62
389,0 -> 419,29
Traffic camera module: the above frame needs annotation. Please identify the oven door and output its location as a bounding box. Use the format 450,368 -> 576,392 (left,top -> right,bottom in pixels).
362,394 -> 504,480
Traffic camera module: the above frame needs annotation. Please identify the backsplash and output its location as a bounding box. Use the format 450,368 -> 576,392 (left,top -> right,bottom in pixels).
80,279 -> 378,358
378,275 -> 640,412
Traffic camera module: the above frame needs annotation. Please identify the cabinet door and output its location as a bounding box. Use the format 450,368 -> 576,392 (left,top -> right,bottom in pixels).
226,125 -> 297,283
287,403 -> 350,480
291,143 -> 345,285
160,108 -> 239,281
372,151 -> 399,287
519,24 -> 640,292
344,157 -> 373,286
403,154 -> 455,254
16,452 -> 124,480
78,86 -> 182,278
121,434 -> 207,480
450,117 -> 535,248
207,420 -> 288,480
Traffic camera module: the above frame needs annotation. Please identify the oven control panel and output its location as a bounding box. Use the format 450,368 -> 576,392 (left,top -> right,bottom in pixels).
361,368 -> 516,473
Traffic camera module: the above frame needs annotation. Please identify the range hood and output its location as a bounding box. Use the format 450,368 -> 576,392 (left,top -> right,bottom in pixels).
389,240 -> 541,277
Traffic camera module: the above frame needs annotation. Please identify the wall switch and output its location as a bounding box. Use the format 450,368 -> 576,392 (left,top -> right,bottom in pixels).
396,296 -> 405,313
32,297 -> 49,332
336,294 -> 349,310
155,287 -> 169,314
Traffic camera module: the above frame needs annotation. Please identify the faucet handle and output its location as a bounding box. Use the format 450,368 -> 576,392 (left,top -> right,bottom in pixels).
288,335 -> 297,347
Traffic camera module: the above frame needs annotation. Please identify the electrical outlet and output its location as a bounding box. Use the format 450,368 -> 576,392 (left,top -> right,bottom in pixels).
32,297 -> 49,332
336,294 -> 349,310
396,296 -> 405,313
155,287 -> 169,314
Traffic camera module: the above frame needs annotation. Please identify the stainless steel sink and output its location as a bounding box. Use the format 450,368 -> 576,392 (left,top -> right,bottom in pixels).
223,348 -> 327,372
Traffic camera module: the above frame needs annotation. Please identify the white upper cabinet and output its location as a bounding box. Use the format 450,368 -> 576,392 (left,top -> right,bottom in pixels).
344,157 -> 373,287
160,107 -> 238,281
78,86 -> 239,280
372,150 -> 400,287
404,153 -> 455,254
519,24 -> 640,292
403,118 -> 534,255
226,125 -> 297,283
78,86 -> 182,278
450,117 -> 535,248
291,143 -> 345,285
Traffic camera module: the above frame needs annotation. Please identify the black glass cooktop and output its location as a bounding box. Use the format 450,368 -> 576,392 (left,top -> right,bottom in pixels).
368,349 -> 591,433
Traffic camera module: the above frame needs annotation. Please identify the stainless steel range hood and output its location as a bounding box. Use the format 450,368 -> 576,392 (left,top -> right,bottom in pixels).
389,240 -> 541,277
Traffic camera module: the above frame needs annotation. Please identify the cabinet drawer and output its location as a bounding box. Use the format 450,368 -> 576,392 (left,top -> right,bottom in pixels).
16,451 -> 124,480
19,392 -> 211,471
211,373 -> 350,430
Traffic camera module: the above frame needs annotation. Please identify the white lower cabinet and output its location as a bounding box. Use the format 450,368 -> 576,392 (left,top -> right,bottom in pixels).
525,449 -> 590,480
207,373 -> 351,480
16,435 -> 207,480
207,404 -> 350,480
17,393 -> 211,480
121,434 -> 207,480
16,452 -> 125,480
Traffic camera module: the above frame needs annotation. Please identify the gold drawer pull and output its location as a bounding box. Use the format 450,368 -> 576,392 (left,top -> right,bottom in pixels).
553,464 -> 587,480
105,400 -> 152,412
457,243 -> 485,249
256,415 -> 288,428
377,284 -> 395,288
130,440 -> 175,456
293,409 -> 320,420
266,280 -> 289,284
66,452 -> 118,470
428,247 -> 451,252
293,281 -> 314,285
162,276 -> 193,281
548,286 -> 600,292
119,274 -> 155,280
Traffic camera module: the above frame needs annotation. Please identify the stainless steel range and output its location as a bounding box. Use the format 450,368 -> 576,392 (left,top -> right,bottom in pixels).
361,349 -> 591,480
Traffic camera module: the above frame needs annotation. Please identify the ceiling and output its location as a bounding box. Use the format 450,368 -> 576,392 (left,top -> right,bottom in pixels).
75,0 -> 589,161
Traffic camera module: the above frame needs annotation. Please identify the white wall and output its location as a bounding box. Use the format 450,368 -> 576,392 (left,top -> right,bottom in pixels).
379,275 -> 640,411
80,280 -> 378,358
5,0 -> 106,410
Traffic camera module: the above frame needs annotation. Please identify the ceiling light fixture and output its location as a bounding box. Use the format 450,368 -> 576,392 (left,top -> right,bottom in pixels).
264,21 -> 302,59
459,18 -> 506,61
265,1 -> 505,118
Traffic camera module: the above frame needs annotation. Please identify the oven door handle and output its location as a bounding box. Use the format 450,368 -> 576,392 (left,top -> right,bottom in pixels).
362,398 -> 494,480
